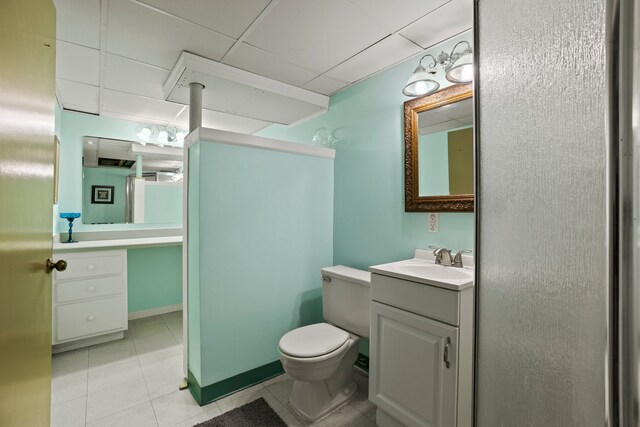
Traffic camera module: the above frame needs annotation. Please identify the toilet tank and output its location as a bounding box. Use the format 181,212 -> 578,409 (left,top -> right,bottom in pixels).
321,266 -> 371,338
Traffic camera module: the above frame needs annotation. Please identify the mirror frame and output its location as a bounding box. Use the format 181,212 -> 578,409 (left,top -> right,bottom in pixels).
404,83 -> 474,212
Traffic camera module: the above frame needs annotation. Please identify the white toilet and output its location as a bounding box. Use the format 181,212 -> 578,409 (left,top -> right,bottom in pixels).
278,265 -> 371,422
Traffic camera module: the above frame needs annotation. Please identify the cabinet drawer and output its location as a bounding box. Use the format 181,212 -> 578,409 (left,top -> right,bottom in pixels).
54,250 -> 125,280
56,297 -> 124,342
55,276 -> 123,303
371,273 -> 460,326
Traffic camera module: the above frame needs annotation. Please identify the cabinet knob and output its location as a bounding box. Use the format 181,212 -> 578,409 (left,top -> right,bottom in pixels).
87,315 -> 95,321
87,264 -> 96,271
87,286 -> 96,292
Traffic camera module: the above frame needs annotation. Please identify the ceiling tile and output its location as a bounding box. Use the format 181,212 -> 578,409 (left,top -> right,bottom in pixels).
349,0 -> 449,33
234,91 -> 325,125
101,89 -> 184,123
325,35 -> 421,83
56,41 -> 100,86
56,79 -> 100,114
104,54 -> 170,99
170,108 -> 270,134
244,0 -> 389,73
399,0 -> 473,49
222,43 -> 319,86
302,75 -> 349,96
106,0 -> 235,69
137,0 -> 270,39
54,0 -> 101,49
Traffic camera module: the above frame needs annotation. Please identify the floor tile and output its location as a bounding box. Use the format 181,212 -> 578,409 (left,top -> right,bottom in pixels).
86,377 -> 150,423
133,332 -> 180,356
151,389 -> 204,427
86,401 -> 158,427
138,346 -> 184,399
314,404 -> 377,427
51,395 -> 86,427
265,375 -> 292,406
88,337 -> 137,368
88,357 -> 145,395
52,348 -> 89,375
218,384 -> 291,420
51,366 -> 88,406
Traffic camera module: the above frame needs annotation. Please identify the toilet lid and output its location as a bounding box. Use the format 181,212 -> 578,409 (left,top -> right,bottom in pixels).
279,323 -> 349,358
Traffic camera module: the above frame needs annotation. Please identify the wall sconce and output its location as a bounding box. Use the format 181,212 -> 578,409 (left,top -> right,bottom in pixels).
136,125 -> 186,146
438,41 -> 473,84
403,41 -> 474,97
402,54 -> 440,97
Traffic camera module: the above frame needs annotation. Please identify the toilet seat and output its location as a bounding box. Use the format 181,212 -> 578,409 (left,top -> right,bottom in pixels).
279,323 -> 348,358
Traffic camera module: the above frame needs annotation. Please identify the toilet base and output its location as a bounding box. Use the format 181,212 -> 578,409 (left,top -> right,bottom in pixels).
288,344 -> 359,422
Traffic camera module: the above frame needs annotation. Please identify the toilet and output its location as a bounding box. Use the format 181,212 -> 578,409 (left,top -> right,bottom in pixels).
278,265 -> 371,422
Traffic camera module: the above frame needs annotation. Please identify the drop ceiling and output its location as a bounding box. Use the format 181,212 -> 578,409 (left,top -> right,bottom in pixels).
55,0 -> 472,134
418,97 -> 473,135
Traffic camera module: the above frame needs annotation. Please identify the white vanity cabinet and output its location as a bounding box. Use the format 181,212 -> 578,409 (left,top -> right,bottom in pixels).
52,249 -> 128,350
369,272 -> 474,427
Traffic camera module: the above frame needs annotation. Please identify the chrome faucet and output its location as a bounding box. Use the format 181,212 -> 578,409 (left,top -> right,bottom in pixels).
452,249 -> 472,268
429,246 -> 453,266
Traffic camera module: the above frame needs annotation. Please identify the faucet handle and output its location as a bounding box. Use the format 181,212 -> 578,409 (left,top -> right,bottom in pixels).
453,249 -> 472,267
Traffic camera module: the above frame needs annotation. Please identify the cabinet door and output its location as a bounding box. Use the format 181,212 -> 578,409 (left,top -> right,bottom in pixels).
370,301 -> 459,427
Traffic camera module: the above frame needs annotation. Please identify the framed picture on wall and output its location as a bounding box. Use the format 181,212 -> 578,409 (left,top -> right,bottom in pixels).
91,185 -> 115,204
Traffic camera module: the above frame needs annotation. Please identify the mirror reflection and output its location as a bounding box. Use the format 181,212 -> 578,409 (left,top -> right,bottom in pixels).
417,98 -> 473,197
82,136 -> 183,225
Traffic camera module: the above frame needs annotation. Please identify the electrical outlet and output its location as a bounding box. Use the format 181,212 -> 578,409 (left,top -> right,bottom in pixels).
428,213 -> 439,232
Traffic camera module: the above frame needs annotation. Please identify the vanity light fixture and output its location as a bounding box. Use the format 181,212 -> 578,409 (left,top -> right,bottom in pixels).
403,41 -> 474,97
402,54 -> 440,97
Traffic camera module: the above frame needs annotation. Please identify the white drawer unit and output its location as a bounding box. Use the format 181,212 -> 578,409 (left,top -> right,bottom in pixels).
52,249 -> 128,348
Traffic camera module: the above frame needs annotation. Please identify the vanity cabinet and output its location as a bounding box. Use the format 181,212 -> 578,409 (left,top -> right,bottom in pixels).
52,249 -> 128,350
369,273 -> 474,427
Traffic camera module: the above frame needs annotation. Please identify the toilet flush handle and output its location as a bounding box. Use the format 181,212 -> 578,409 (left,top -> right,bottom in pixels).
321,275 -> 331,283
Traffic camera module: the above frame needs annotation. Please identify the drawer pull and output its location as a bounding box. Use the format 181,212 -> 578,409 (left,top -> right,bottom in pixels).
87,264 -> 96,271
87,315 -> 96,321
443,337 -> 451,369
87,286 -> 96,293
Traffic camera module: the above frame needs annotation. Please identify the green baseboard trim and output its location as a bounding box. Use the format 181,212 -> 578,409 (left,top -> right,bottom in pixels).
188,360 -> 284,406
355,352 -> 369,373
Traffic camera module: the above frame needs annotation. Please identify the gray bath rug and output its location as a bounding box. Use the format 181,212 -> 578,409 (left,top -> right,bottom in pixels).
193,397 -> 288,427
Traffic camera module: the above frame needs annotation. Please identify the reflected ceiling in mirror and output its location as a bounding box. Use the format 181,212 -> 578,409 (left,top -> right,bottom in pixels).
82,137 -> 184,225
404,84 -> 473,212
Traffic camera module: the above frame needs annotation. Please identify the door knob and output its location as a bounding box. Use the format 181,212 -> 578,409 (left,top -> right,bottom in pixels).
46,258 -> 67,274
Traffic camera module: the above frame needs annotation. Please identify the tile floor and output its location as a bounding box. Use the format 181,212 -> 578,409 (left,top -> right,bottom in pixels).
51,311 -> 377,427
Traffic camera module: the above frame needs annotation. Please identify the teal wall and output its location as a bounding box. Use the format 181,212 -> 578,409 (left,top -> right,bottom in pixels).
82,167 -> 129,224
257,32 -> 474,269
57,109 -> 182,314
128,245 -> 182,313
189,139 -> 333,387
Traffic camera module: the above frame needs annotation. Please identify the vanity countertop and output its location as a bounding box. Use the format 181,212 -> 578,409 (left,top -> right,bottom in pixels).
369,249 -> 474,291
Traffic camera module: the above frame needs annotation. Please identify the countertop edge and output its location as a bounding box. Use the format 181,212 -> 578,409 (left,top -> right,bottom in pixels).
368,266 -> 474,291
53,235 -> 183,251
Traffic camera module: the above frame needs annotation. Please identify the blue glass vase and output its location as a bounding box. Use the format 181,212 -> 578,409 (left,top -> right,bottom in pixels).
60,212 -> 81,243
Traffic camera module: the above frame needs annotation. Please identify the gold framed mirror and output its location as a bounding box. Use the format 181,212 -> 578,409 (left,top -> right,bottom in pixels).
404,83 -> 473,212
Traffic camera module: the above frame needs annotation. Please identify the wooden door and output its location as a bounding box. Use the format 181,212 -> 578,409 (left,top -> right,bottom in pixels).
0,0 -> 56,425
370,301 -> 459,427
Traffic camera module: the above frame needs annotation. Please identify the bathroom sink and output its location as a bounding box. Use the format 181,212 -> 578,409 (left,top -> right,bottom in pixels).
369,249 -> 474,290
